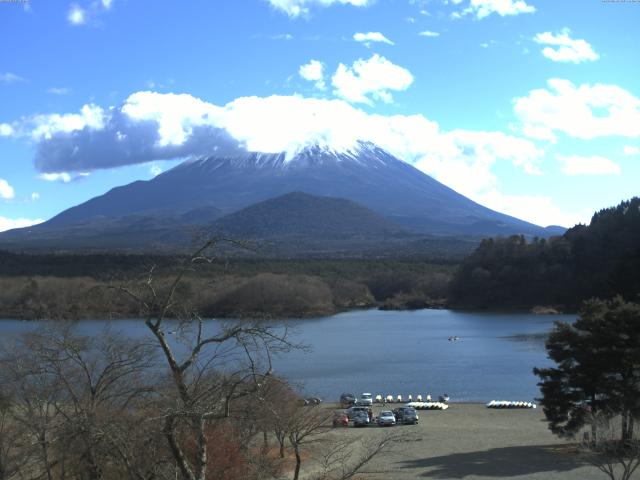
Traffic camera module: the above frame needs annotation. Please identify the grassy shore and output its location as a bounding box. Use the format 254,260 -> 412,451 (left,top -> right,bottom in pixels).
314,403 -> 606,480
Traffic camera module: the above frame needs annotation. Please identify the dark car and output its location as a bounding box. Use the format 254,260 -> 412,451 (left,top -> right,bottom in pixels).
340,393 -> 356,407
352,411 -> 370,427
346,406 -> 371,420
393,406 -> 419,425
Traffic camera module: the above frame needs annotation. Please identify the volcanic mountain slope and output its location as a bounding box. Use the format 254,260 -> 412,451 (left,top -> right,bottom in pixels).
0,142 -> 564,252
212,192 -> 406,239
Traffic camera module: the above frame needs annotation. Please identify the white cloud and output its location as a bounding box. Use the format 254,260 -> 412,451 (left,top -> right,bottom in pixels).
461,0 -> 535,19
419,30 -> 440,37
38,172 -> 89,183
413,129 -> 542,198
477,191 -> 585,228
0,179 -> 15,199
39,172 -> 72,183
299,59 -> 326,90
47,87 -> 71,95
0,217 -> 44,233
557,154 -> 621,176
30,104 -> 106,141
0,105 -> 106,141
514,79 -> 640,141
0,123 -> 14,136
150,164 -> 163,176
534,28 -> 599,63
331,54 -> 414,105
267,33 -> 293,40
67,1 -> 114,26
0,72 -> 26,84
623,145 -> 640,156
122,92 -> 223,147
68,4 -> 86,25
31,192 -> 40,201
267,0 -> 371,17
353,32 -> 394,46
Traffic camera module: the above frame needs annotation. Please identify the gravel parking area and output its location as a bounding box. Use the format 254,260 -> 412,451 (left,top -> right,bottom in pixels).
318,403 -> 610,480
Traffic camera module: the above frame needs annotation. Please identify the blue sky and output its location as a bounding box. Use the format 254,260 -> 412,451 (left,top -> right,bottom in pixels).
0,0 -> 639,231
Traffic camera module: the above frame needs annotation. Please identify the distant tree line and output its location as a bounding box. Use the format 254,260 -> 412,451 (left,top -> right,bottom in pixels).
0,258 -> 454,320
449,197 -> 640,310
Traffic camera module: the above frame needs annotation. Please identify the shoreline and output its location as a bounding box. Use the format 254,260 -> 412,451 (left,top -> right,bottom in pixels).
0,303 -> 576,322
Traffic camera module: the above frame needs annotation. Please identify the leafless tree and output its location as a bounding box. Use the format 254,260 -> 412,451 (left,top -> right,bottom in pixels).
0,389 -> 32,480
0,323 -> 164,480
284,404 -> 333,480
111,238 -> 297,480
310,432 -> 403,480
580,410 -> 640,480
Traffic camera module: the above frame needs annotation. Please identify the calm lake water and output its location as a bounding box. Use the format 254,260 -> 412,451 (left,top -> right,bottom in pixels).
0,309 -> 575,403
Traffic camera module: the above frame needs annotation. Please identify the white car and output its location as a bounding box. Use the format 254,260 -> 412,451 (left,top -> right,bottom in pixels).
377,410 -> 396,427
358,393 -> 373,406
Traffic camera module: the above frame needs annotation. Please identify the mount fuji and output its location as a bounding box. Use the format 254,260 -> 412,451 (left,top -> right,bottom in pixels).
0,142 -> 564,253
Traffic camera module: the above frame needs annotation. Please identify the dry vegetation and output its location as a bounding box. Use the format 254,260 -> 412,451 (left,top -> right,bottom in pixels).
0,258 -> 454,320
0,239 -> 400,480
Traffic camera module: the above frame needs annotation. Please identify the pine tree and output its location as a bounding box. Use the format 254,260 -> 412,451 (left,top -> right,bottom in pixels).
534,297 -> 640,441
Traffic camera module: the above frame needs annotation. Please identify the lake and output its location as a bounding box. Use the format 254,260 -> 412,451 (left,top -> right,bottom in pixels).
0,309 -> 574,403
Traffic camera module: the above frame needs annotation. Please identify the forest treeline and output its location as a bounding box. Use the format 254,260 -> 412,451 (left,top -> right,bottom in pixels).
449,197 -> 640,310
4,197 -> 639,318
0,258 -> 453,320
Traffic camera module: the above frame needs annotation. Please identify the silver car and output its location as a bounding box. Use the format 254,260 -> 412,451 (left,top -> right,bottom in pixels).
377,410 -> 396,427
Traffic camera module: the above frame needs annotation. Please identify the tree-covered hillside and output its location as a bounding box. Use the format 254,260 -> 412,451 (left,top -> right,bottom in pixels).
449,197 -> 640,310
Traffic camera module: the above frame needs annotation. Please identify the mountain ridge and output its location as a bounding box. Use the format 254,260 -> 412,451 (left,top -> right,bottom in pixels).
0,142 -> 565,254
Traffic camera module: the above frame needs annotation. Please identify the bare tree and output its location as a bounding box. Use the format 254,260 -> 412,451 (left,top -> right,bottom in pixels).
580,410 -> 640,480
0,389 -> 32,480
0,323 -> 163,480
112,238 -> 296,480
285,405 -> 333,480
310,432 -> 403,480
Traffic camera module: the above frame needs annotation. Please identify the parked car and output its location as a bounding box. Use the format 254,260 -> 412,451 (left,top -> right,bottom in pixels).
393,407 -> 419,425
332,411 -> 349,427
340,392 -> 356,407
346,406 -> 371,420
357,393 -> 373,406
353,411 -> 370,427
302,397 -> 322,406
377,410 -> 396,427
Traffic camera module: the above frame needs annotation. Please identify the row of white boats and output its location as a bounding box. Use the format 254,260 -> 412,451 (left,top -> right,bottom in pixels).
366,395 -> 536,410
486,400 -> 537,409
406,402 -> 450,410
374,394 -> 448,404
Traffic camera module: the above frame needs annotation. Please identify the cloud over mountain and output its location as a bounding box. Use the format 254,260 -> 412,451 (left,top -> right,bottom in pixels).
3,89 -> 547,221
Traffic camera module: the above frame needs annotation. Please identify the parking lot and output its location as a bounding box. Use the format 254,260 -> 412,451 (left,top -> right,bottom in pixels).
317,403 -> 606,480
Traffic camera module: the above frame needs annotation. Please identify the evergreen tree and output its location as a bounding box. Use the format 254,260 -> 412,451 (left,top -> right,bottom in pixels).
534,297 -> 640,441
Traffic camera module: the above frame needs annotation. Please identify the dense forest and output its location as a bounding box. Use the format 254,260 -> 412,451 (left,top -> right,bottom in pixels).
449,197 -> 640,310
